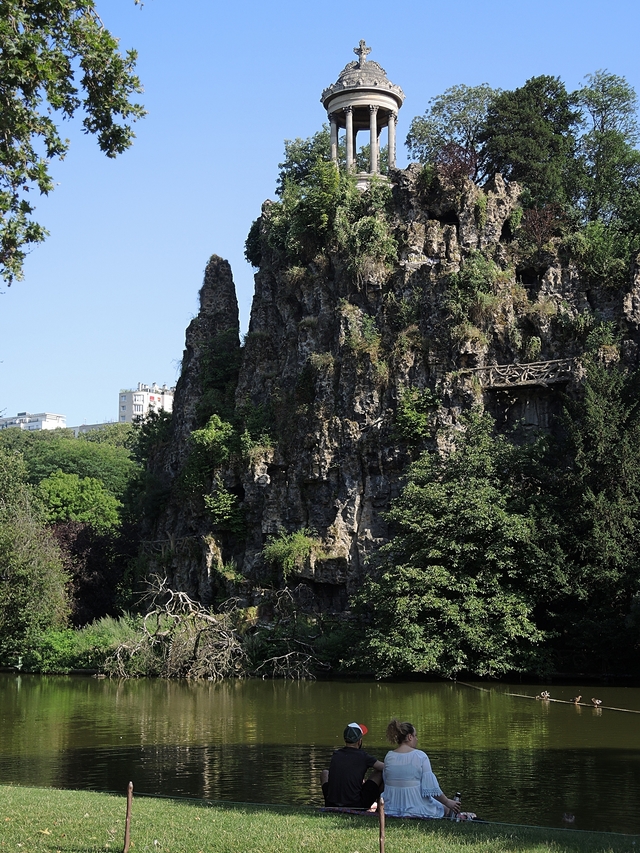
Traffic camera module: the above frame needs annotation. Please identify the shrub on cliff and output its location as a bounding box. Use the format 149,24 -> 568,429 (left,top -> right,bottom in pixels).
249,130 -> 398,275
263,528 -> 325,583
180,414 -> 235,495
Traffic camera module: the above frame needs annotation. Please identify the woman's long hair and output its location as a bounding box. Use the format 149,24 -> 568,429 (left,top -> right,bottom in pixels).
386,719 -> 415,744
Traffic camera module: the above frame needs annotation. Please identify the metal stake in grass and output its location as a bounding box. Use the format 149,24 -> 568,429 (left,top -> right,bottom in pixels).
378,795 -> 385,853
123,782 -> 133,853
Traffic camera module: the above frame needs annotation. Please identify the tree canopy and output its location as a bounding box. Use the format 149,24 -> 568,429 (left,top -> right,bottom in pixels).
551,358 -> 640,670
0,427 -> 139,504
576,70 -> 640,223
276,127 -> 331,196
355,411 -> 561,678
479,75 -> 583,206
0,0 -> 145,284
0,448 -> 70,665
38,469 -> 122,532
406,83 -> 497,180
355,355 -> 640,678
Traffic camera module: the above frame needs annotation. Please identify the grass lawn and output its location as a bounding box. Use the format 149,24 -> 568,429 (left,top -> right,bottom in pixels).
0,786 -> 637,853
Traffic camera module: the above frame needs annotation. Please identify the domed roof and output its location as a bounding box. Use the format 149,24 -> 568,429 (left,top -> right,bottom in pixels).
321,41 -> 404,109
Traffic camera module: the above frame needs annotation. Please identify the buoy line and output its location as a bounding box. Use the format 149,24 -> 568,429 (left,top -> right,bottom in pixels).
504,693 -> 640,713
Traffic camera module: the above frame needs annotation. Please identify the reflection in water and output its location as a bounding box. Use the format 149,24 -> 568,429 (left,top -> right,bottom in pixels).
1,675 -> 639,834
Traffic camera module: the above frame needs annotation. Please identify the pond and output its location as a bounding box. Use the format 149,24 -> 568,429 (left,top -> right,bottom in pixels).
1,674 -> 639,834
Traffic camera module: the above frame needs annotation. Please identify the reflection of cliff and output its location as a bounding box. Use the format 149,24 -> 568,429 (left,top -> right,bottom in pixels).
3,676 -> 640,832
146,167 -> 640,608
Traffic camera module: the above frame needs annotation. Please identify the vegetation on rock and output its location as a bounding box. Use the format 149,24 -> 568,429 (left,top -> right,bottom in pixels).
263,528 -> 326,583
4,65 -> 640,681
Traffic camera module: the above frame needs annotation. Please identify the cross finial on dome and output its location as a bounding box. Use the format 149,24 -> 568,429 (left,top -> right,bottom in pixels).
354,40 -> 371,66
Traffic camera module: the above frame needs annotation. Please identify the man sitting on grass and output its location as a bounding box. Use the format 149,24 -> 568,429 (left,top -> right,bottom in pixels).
321,722 -> 384,809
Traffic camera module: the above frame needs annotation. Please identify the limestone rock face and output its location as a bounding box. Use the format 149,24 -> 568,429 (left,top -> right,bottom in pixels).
146,255 -> 240,603
148,170 -> 640,611
165,255 -> 240,476
623,253 -> 640,329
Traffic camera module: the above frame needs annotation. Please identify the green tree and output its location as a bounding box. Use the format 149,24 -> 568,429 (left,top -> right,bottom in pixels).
552,359 -> 640,672
257,129 -> 399,270
480,75 -> 582,206
276,127 -> 389,195
0,428 -> 139,504
128,410 -> 174,524
406,83 -> 496,180
355,412 -> 565,678
0,0 -> 145,284
355,142 -> 389,174
77,422 -> 136,448
568,218 -> 635,287
131,410 -> 173,465
276,127 -> 331,195
0,448 -> 70,665
268,158 -> 342,264
38,469 -> 122,532
576,70 -> 640,224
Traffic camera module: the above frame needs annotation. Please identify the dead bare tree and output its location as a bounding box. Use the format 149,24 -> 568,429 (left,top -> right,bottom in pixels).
522,204 -> 564,252
104,576 -> 247,679
435,142 -> 477,185
246,586 -> 331,680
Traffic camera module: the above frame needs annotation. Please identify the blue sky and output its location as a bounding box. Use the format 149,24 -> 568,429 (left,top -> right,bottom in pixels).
1,0 -> 639,426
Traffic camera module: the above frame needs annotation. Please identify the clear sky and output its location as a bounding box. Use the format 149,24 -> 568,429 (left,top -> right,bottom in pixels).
1,0 -> 639,426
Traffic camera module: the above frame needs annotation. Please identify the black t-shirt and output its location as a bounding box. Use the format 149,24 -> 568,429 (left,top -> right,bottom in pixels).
325,746 -> 378,807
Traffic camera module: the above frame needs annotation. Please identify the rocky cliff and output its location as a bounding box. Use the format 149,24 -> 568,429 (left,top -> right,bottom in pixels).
146,165 -> 640,611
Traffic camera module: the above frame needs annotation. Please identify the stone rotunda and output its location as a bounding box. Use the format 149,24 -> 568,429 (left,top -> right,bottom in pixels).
321,40 -> 405,179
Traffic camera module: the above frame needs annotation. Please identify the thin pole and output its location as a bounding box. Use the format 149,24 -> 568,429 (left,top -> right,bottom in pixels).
123,782 -> 133,853
378,795 -> 385,853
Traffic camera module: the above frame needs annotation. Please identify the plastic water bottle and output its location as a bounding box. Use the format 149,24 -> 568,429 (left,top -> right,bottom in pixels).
451,792 -> 461,820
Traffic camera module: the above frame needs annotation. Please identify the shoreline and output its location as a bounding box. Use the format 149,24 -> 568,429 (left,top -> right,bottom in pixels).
2,784 -> 637,853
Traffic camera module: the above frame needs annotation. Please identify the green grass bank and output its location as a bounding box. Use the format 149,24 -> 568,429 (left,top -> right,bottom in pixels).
1,786 -> 637,853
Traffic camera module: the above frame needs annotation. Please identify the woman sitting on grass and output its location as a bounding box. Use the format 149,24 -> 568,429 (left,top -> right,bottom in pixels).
382,719 -> 462,819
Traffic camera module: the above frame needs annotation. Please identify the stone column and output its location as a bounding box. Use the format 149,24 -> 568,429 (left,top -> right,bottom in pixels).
388,111 -> 397,169
344,106 -> 354,172
369,105 -> 379,173
330,114 -> 338,164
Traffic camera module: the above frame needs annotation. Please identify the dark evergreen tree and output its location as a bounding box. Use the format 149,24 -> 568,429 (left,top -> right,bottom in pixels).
480,75 -> 583,206
551,358 -> 640,673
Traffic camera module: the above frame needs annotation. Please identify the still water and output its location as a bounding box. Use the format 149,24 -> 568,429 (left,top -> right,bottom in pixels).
1,674 -> 639,834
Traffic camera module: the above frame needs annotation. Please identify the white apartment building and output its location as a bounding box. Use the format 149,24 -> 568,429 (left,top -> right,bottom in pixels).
0,412 -> 67,431
118,383 -> 175,423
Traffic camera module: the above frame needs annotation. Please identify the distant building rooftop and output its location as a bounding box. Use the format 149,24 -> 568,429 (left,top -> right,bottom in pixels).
118,382 -> 175,423
0,412 -> 67,431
